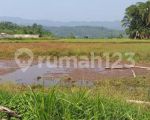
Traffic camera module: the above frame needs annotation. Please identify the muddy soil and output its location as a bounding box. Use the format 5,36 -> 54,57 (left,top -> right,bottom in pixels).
0,60 -> 149,86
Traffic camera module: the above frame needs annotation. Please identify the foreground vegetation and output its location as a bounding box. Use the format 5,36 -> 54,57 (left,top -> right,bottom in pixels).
0,75 -> 150,120
0,89 -> 149,120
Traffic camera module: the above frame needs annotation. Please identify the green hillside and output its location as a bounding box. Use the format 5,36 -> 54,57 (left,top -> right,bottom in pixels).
45,26 -> 125,38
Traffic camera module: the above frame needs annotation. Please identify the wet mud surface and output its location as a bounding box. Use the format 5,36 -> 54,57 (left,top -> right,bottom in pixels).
0,60 -> 149,87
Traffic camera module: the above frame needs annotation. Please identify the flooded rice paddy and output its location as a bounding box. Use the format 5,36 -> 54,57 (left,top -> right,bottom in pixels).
0,60 -> 149,87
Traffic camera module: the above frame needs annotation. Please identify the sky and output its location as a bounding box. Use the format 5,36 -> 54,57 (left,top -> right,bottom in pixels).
0,0 -> 147,21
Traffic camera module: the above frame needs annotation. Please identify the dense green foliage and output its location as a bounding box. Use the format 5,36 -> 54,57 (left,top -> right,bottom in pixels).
0,22 -> 52,37
122,1 -> 150,39
0,89 -> 149,120
45,26 -> 125,38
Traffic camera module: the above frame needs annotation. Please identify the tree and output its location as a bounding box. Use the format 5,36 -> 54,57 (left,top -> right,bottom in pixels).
122,1 -> 150,39
0,21 -> 53,37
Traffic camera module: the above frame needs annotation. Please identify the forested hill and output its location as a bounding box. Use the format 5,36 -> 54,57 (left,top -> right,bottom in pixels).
0,17 -> 122,30
0,21 -> 125,38
0,22 -> 51,37
45,26 -> 125,38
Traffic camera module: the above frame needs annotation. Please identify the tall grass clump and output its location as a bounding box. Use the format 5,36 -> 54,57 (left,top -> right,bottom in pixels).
0,88 -> 150,120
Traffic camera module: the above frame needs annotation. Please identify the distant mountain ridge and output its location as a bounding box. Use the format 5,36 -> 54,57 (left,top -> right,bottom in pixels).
0,16 -> 123,30
45,26 -> 125,38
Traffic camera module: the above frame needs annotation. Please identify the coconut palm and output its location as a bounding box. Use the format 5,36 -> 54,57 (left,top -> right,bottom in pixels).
122,1 -> 150,39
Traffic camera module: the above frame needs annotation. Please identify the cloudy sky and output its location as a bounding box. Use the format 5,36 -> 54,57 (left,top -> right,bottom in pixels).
0,0 -> 147,21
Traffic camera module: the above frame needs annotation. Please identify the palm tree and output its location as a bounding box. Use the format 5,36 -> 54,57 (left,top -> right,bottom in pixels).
122,1 -> 150,39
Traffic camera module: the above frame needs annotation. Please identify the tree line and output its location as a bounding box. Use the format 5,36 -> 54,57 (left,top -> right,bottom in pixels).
0,22 -> 52,37
122,1 -> 150,39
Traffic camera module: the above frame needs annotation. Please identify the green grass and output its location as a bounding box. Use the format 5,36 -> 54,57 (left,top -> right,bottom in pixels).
0,38 -> 149,119
0,75 -> 150,120
59,38 -> 150,43
0,37 -> 55,43
0,38 -> 150,43
0,88 -> 150,120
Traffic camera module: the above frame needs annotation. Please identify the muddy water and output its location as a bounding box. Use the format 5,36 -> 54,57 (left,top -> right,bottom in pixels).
0,62 -> 96,87
0,63 -> 5,68
0,61 -> 149,87
0,62 -> 12,68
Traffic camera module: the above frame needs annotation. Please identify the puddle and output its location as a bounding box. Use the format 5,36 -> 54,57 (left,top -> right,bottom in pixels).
0,60 -> 149,87
0,62 -> 96,87
0,63 -> 68,83
0,63 -> 6,68
0,61 -> 18,68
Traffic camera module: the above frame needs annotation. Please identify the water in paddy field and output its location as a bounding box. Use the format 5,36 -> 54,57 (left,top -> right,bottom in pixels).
0,63 -> 5,68
0,61 -> 98,87
0,62 -> 11,68
0,61 -> 149,87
